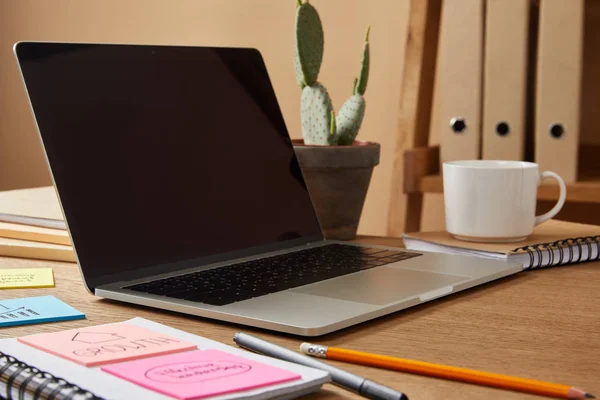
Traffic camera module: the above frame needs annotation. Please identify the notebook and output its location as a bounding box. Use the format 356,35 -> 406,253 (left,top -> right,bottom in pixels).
0,317 -> 330,400
0,186 -> 74,262
403,220 -> 600,270
0,221 -> 70,246
0,236 -> 75,262
0,186 -> 66,230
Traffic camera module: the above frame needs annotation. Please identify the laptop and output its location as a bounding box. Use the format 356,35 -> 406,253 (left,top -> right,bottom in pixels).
13,42 -> 521,336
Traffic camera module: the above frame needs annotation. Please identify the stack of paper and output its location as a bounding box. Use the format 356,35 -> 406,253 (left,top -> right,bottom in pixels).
0,186 -> 75,262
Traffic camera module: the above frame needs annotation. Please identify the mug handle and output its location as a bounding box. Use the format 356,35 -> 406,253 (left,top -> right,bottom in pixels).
534,171 -> 567,226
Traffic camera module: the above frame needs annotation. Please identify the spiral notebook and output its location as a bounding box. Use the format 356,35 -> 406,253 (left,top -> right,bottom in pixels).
0,318 -> 329,400
403,220 -> 600,270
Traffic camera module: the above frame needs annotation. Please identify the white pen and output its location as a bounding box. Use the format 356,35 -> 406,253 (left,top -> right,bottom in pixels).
233,332 -> 409,400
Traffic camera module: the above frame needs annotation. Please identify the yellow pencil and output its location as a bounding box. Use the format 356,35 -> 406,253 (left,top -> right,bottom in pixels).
300,343 -> 594,399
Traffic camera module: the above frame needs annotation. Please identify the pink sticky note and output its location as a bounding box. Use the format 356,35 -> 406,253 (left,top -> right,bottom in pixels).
18,322 -> 197,366
101,349 -> 302,400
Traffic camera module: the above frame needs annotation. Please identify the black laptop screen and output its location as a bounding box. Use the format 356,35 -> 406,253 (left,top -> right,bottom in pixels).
15,43 -> 323,289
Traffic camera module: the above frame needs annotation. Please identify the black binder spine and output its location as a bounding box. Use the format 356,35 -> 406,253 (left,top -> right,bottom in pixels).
514,236 -> 600,270
0,352 -> 103,400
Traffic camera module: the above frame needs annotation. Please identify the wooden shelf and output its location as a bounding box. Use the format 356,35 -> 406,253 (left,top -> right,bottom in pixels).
401,144 -> 600,232
419,173 -> 600,203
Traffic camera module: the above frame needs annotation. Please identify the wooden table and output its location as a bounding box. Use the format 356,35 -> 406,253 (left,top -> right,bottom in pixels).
0,236 -> 598,400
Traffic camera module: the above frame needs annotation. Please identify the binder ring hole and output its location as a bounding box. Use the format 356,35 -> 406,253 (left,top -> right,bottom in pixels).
496,122 -> 510,136
450,118 -> 467,134
549,123 -> 564,138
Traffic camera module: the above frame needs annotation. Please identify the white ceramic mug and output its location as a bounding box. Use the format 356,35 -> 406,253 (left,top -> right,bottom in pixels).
443,160 -> 567,242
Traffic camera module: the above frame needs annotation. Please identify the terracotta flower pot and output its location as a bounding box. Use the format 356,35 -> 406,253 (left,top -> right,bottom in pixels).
292,139 -> 380,240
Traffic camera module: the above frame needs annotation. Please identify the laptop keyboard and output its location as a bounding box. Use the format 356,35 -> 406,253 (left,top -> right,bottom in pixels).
124,244 -> 422,306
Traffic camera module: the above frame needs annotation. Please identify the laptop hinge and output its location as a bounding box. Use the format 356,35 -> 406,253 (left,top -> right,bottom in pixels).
91,234 -> 325,291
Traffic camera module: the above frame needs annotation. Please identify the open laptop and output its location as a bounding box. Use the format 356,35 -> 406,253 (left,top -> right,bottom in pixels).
13,42 -> 521,336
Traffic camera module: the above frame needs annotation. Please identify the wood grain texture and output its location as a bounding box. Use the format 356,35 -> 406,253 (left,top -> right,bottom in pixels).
404,193 -> 425,234
402,145 -> 440,233
0,236 -> 598,400
419,173 -> 600,203
387,0 -> 441,237
403,146 -> 440,194
581,0 -> 600,146
414,143 -> 600,203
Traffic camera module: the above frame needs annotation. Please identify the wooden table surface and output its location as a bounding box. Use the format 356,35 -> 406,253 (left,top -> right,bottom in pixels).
0,235 -> 598,400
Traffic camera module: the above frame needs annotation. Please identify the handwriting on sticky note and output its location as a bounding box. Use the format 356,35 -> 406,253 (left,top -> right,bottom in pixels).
0,268 -> 54,289
146,360 -> 252,384
0,295 -> 84,327
101,349 -> 302,400
18,322 -> 197,366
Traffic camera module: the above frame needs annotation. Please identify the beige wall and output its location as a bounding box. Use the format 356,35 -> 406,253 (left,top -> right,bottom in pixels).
2,1 -> 598,238
0,0 -> 419,236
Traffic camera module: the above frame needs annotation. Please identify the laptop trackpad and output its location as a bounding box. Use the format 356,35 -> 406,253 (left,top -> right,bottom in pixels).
291,267 -> 468,305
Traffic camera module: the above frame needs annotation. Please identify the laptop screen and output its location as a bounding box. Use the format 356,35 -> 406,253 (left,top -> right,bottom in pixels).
15,42 -> 323,290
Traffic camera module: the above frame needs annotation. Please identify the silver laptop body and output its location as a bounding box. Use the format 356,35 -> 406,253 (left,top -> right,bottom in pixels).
96,243 -> 519,336
14,42 -> 521,336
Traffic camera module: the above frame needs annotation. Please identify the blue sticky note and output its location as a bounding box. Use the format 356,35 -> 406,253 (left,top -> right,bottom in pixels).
0,295 -> 85,327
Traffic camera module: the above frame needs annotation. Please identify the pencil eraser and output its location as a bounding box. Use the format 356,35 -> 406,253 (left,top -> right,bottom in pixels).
299,343 -> 311,354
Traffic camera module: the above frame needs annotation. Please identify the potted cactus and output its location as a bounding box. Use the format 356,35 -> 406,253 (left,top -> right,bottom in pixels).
292,0 -> 380,240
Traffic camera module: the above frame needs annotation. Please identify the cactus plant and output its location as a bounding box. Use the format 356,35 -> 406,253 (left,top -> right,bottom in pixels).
301,82 -> 335,144
294,0 -> 370,146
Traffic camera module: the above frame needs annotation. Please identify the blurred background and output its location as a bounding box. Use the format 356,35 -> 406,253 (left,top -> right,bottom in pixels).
1,0 -> 428,237
1,0 -> 598,238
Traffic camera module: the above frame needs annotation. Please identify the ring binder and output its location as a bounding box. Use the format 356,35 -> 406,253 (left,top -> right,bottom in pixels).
438,0 -> 484,163
534,0 -> 584,182
514,236 -> 600,270
482,0 -> 530,161
0,351 -> 103,400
